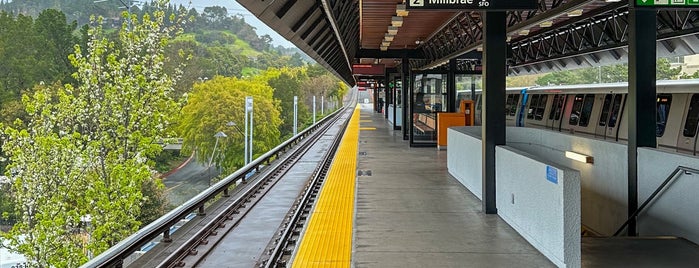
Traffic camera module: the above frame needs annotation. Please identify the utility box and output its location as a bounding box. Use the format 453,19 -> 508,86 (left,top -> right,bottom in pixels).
437,100 -> 475,150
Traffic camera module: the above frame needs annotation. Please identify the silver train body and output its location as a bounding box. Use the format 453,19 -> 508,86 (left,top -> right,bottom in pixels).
462,79 -> 699,155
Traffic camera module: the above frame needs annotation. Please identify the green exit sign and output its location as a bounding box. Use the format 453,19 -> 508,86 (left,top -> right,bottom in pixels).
636,0 -> 699,8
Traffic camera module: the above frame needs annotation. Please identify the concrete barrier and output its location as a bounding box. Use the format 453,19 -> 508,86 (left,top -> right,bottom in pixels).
447,127 -> 482,199
496,146 -> 581,268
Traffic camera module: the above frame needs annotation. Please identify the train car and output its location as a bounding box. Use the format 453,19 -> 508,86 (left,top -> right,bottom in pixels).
464,79 -> 699,155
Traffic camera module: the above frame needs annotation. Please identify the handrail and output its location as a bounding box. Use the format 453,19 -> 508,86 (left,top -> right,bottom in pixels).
613,165 -> 699,237
81,107 -> 346,268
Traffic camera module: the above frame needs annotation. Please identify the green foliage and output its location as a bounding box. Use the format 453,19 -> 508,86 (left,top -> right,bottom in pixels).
656,58 -> 682,80
263,68 -> 310,138
1,3 -> 184,265
534,59 -> 682,86
178,76 -> 282,174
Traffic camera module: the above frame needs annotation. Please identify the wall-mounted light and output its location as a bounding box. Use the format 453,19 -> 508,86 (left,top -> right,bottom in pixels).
518,29 -> 530,36
380,46 -> 388,51
565,151 -> 594,164
385,33 -> 395,42
382,41 -> 391,47
396,4 -> 409,17
392,16 -> 403,27
388,26 -> 399,35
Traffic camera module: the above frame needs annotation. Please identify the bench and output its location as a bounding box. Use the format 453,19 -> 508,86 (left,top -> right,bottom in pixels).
414,113 -> 436,134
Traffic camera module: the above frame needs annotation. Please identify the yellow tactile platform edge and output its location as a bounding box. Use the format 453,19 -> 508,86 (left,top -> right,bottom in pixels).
292,105 -> 360,268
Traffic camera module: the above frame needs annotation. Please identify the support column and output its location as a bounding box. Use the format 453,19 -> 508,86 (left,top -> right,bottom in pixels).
448,59 -> 457,112
627,5 -> 657,236
402,57 -> 410,140
482,11 -> 507,214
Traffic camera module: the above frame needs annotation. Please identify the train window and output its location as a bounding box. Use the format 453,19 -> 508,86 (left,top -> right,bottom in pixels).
549,95 -> 564,120
505,94 -> 521,117
599,95 -> 613,127
579,95 -> 595,127
656,94 -> 672,137
608,95 -> 623,128
505,95 -> 514,116
682,94 -> 699,137
569,94 -> 585,125
534,95 -> 548,120
527,94 -> 540,119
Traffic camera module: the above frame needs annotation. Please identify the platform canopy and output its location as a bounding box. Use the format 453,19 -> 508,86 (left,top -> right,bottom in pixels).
236,0 -> 699,85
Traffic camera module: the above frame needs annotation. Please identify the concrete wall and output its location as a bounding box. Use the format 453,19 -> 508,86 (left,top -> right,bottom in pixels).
447,127 -> 482,199
496,146 -> 581,268
505,128 -> 628,236
638,148 -> 699,243
448,126 -> 627,235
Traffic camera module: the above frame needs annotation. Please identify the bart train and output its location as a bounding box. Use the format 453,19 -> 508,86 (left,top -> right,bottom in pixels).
461,79 -> 699,155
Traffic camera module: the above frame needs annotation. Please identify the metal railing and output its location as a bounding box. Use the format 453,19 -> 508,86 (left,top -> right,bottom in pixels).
81,107 -> 345,268
613,166 -> 699,237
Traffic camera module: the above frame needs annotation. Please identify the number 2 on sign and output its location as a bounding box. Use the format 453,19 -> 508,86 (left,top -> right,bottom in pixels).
412,0 -> 424,7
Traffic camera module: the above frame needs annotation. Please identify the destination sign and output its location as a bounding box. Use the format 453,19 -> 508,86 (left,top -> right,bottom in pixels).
406,0 -> 537,10
635,0 -> 699,8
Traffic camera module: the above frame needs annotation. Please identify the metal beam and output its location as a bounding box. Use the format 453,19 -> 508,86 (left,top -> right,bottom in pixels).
482,11 -> 506,215
627,4 -> 657,237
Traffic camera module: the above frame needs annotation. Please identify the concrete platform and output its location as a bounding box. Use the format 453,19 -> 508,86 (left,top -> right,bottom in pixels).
582,237 -> 699,267
353,104 -> 554,268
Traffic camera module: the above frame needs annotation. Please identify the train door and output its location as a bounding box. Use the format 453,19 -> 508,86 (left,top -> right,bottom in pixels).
547,94 -> 567,131
516,90 -> 529,127
525,94 -> 549,127
505,94 -> 520,126
677,94 -> 699,154
566,94 -> 595,133
594,94 -> 624,139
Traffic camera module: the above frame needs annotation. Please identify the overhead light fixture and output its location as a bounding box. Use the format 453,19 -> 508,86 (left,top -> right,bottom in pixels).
519,29 -> 530,36
605,0 -> 621,2
565,151 -> 594,164
380,46 -> 388,51
391,16 -> 403,27
476,46 -> 483,52
567,9 -> 583,17
415,39 -> 422,45
384,33 -> 394,42
396,4 -> 409,17
382,41 -> 390,47
539,21 -> 553,27
507,36 -> 512,42
388,26 -> 399,35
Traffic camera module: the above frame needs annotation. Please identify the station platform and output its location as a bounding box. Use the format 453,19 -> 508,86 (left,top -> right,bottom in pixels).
293,103 -> 554,267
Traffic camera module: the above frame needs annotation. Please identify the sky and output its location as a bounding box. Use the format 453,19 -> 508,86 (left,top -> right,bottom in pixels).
168,0 -> 295,48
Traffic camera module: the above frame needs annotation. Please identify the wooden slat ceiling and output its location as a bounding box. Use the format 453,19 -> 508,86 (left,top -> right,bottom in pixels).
361,0 -> 456,50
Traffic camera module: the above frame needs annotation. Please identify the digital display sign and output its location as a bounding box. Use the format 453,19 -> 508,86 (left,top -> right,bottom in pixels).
406,0 -> 537,11
635,0 -> 699,8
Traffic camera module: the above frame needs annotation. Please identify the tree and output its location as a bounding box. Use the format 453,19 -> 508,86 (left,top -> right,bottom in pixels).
657,58 -> 682,80
263,68 -> 310,138
1,3 -> 185,266
178,76 -> 282,174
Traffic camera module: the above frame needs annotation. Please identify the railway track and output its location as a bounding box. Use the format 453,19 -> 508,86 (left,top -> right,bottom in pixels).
158,109 -> 354,267
81,89 -> 358,268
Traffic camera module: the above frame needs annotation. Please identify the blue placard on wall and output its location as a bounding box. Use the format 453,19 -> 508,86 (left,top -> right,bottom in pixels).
546,166 -> 558,184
